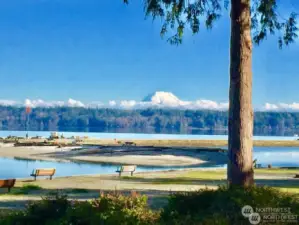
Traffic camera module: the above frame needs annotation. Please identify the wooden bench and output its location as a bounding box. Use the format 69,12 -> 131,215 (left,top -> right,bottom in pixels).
116,165 -> 136,177
30,168 -> 56,180
122,142 -> 137,146
0,179 -> 16,192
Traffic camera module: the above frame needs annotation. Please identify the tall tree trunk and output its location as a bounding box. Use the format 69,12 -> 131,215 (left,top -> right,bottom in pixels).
228,0 -> 254,186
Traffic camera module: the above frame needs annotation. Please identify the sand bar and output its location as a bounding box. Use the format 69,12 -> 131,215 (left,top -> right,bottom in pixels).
0,145 -> 227,167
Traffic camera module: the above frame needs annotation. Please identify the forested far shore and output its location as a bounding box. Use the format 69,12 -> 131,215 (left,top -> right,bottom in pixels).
0,106 -> 299,136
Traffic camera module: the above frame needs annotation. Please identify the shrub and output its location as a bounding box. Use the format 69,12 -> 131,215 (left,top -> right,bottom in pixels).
0,191 -> 158,225
64,191 -> 159,225
160,185 -> 299,225
2,186 -> 299,225
0,192 -> 69,225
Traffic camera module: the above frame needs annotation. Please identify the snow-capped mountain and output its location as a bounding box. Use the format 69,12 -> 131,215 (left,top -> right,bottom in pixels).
143,91 -> 186,107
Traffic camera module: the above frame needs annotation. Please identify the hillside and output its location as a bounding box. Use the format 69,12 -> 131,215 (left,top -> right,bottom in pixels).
0,106 -> 299,136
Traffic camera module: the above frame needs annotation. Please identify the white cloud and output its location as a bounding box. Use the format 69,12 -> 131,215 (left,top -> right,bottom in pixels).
109,100 -> 117,107
193,100 -> 229,110
66,99 -> 85,107
22,98 -> 85,108
24,99 -> 65,108
3,92 -> 299,112
0,93 -> 228,110
86,101 -> 104,108
0,100 -> 19,106
120,100 -> 137,108
264,103 -> 279,111
261,102 -> 299,111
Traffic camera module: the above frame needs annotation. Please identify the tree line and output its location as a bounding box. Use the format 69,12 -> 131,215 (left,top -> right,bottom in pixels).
0,106 -> 299,136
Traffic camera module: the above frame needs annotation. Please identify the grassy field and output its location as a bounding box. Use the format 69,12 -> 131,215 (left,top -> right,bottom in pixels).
120,168 -> 299,193
1,168 -> 299,214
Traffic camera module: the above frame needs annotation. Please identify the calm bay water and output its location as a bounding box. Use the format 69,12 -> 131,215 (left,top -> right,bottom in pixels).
253,147 -> 299,167
1,146 -> 299,179
1,131 -> 299,179
0,157 -> 225,180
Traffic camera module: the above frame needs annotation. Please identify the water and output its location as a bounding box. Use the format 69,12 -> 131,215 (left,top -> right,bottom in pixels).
1,146 -> 299,179
253,147 -> 299,167
0,130 -> 297,141
0,157 -> 225,180
219,146 -> 299,168
1,130 -> 299,179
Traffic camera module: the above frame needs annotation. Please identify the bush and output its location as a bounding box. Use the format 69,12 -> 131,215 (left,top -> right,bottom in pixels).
0,192 -> 69,225
160,185 -> 299,225
64,191 -> 159,225
0,191 -> 159,225
2,186 -> 299,225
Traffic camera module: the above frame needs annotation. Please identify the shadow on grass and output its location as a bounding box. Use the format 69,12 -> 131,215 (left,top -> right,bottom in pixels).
0,185 -> 91,196
0,184 -> 42,195
0,188 -> 171,211
119,176 -> 299,188
120,176 -> 226,185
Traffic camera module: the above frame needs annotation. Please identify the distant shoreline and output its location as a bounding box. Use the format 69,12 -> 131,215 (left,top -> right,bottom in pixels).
2,134 -> 299,147
1,130 -> 298,141
81,139 -> 299,147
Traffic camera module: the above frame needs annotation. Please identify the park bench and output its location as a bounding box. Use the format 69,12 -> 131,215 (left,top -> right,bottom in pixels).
116,165 -> 136,177
30,168 -> 56,180
0,179 -> 16,192
122,141 -> 137,146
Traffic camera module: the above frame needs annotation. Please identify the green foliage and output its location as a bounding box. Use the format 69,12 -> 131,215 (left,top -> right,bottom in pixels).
0,192 -> 69,225
2,187 -> 299,225
124,0 -> 298,47
9,184 -> 42,195
251,0 -> 298,48
160,185 -> 299,225
0,191 -> 159,225
64,191 -> 159,225
3,106 -> 299,135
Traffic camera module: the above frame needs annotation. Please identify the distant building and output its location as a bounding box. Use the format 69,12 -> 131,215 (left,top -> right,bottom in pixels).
50,132 -> 59,139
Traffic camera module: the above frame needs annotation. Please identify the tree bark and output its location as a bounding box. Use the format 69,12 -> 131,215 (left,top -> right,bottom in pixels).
228,0 -> 254,186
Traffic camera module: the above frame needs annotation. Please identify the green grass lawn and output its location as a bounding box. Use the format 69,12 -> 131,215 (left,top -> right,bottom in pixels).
120,168 -> 299,194
184,168 -> 299,177
0,184 -> 42,195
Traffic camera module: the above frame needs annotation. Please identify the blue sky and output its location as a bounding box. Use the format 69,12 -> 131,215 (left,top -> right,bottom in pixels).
0,0 -> 298,108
